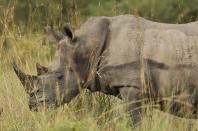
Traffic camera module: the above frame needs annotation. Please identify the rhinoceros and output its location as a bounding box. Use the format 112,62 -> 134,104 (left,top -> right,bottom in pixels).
13,15 -> 198,126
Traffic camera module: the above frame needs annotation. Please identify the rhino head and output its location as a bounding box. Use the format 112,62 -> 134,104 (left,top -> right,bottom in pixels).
13,24 -> 82,111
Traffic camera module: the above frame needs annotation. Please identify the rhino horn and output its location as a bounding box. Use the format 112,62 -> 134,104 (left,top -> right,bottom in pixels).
36,63 -> 48,75
12,61 -> 37,94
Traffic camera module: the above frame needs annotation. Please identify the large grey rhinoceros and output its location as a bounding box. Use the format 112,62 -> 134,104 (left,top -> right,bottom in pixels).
13,15 -> 198,126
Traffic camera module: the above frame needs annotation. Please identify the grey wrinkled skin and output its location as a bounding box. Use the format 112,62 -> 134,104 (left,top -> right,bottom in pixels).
13,15 -> 198,126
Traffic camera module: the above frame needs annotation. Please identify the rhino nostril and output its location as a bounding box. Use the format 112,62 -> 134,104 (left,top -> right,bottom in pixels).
29,103 -> 38,111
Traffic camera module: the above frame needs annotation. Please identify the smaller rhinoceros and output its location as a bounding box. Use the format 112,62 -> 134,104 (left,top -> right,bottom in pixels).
13,15 -> 198,127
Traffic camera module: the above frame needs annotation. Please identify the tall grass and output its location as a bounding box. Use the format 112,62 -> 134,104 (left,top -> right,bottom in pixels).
1,0 -> 198,131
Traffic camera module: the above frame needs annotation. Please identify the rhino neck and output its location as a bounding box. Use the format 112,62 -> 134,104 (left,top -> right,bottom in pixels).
73,34 -> 109,90
73,37 -> 109,87
70,17 -> 112,94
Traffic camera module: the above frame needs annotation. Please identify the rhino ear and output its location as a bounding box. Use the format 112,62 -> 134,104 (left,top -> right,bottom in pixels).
62,23 -> 74,40
12,61 -> 37,94
36,63 -> 48,75
44,25 -> 64,43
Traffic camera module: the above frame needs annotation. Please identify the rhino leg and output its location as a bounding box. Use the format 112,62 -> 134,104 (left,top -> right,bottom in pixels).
119,87 -> 142,127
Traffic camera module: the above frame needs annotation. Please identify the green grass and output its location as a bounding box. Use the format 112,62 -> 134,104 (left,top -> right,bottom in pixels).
1,33 -> 198,131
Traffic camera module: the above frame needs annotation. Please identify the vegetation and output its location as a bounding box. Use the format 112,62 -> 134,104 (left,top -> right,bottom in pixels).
0,0 -> 198,131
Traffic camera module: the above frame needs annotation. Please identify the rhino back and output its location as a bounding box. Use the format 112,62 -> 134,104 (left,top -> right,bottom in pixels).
100,15 -> 198,67
144,18 -> 198,36
143,29 -> 198,67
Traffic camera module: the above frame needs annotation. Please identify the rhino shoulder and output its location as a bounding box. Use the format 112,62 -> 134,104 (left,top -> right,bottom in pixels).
80,16 -> 110,29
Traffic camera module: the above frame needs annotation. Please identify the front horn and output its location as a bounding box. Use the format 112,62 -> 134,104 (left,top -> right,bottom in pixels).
12,61 -> 37,94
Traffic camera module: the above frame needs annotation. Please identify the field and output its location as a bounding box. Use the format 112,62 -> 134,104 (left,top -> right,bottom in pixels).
1,0 -> 198,131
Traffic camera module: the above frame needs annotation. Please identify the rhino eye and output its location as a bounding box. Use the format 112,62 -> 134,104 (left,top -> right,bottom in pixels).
30,93 -> 34,97
57,75 -> 64,80
30,89 -> 39,97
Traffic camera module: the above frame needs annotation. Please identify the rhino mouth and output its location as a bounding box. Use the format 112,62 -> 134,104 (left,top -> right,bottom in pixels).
29,101 -> 57,112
